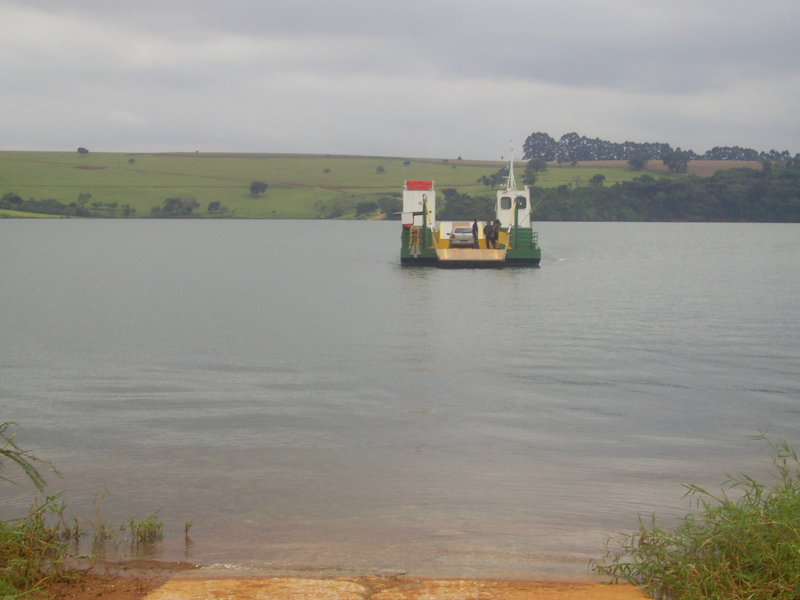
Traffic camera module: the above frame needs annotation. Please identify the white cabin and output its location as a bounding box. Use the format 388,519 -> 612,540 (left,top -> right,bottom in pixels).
401,180 -> 436,227
495,157 -> 532,229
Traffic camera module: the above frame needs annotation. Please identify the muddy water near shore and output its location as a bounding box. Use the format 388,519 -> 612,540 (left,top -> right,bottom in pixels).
2,220 -> 799,577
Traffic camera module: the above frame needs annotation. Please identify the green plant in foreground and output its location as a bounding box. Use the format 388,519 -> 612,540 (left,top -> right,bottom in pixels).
1,422 -> 76,597
89,493 -> 119,554
0,495 -> 78,597
2,423 -> 175,598
593,436 -> 800,600
0,422 -> 51,492
126,512 -> 164,546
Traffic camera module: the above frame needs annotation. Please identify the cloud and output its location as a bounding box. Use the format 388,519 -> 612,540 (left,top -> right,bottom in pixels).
1,0 -> 798,157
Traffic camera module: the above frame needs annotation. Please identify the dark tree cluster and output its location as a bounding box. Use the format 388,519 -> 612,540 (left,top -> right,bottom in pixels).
437,188 -> 494,221
378,195 -> 402,219
523,132 -> 674,162
1,193 -> 77,216
522,131 -> 798,163
535,162 -> 800,222
478,168 -> 509,188
314,199 -> 344,219
356,201 -> 379,216
0,192 -> 136,217
702,146 -> 793,162
249,181 -> 268,197
151,196 -> 200,216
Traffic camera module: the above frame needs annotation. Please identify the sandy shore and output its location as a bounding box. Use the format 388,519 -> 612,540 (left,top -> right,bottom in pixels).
49,562 -> 650,600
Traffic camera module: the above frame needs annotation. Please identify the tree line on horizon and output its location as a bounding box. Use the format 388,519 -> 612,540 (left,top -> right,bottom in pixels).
523,131 -> 798,163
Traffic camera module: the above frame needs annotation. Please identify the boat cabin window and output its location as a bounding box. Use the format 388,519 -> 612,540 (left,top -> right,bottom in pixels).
500,196 -> 512,210
515,196 -> 527,209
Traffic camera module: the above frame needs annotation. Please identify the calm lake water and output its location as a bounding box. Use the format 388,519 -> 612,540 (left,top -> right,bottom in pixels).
1,219 -> 799,578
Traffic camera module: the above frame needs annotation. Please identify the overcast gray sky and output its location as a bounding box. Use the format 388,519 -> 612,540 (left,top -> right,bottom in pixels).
2,0 -> 798,159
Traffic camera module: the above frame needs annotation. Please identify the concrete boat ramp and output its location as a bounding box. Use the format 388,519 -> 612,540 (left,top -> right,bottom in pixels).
143,574 -> 648,600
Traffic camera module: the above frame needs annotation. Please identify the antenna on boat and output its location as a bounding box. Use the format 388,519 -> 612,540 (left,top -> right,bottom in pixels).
506,141 -> 516,191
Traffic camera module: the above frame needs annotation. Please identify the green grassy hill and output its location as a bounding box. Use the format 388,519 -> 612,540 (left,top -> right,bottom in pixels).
0,151 -> 756,219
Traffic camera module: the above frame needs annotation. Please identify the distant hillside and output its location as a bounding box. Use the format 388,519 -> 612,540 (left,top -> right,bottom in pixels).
1,151 -> 796,221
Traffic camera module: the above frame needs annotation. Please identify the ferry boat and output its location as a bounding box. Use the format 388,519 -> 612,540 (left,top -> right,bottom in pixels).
400,157 -> 541,268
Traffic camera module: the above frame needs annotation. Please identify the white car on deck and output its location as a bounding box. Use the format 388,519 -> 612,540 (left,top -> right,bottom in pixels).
449,225 -> 474,248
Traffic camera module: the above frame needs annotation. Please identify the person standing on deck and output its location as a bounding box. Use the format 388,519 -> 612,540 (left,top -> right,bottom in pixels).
483,221 -> 493,249
472,218 -> 479,248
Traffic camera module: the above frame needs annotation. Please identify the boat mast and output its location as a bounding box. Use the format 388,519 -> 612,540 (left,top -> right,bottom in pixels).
505,142 -> 516,191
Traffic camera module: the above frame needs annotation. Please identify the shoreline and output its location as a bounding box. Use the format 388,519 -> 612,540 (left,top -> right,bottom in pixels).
51,560 -> 647,600
51,560 -> 649,600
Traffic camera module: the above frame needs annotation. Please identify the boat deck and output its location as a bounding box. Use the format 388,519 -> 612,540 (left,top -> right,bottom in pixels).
435,247 -> 506,267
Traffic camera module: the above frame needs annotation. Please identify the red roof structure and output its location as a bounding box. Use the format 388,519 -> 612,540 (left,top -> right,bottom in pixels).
405,180 -> 433,191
